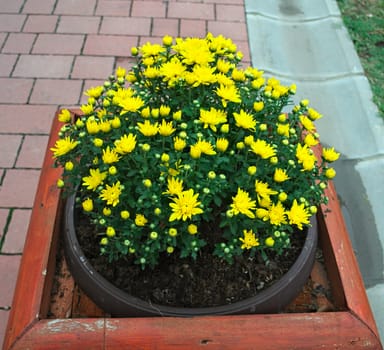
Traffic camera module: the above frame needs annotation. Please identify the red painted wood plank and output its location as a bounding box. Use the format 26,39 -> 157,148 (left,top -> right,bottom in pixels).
105,312 -> 381,349
320,181 -> 380,339
3,112 -> 63,350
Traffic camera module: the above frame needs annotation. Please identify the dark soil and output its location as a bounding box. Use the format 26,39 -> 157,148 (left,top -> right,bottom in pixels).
76,209 -> 306,308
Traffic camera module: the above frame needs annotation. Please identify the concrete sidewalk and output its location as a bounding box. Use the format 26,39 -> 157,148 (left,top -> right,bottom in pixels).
245,0 -> 384,340
0,0 -> 383,345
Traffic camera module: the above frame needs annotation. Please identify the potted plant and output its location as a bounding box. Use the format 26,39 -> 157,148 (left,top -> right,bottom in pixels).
50,33 -> 340,317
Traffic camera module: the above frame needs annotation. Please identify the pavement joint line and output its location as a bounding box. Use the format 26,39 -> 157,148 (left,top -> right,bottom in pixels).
245,12 -> 341,23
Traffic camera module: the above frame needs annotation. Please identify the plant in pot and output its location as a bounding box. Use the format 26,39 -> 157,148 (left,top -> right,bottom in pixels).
51,33 -> 339,317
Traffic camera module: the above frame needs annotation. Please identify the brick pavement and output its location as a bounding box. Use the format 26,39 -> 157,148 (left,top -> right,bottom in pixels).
0,0 -> 250,346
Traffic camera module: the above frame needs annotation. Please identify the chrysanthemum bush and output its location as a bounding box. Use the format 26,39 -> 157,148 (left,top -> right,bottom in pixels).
52,33 -> 339,269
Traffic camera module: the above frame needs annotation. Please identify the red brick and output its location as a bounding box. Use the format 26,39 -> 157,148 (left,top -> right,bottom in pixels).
0,78 -> 33,104
0,169 -> 41,208
57,15 -> 101,34
0,54 -> 17,77
0,255 -> 21,306
13,55 -> 74,78
30,79 -> 82,105
180,19 -> 207,38
0,14 -> 26,32
152,18 -> 179,37
72,56 -> 115,79
0,105 -> 57,134
2,33 -> 36,54
114,57 -> 136,73
84,35 -> 138,56
0,310 -> 10,348
216,4 -> 245,22
33,34 -> 85,55
100,17 -> 151,36
131,0 -> 166,18
16,135 -> 50,168
55,0 -> 97,15
23,15 -> 58,33
0,135 -> 23,168
95,0 -> 131,16
2,210 -> 32,254
0,209 -> 9,241
168,3 -> 214,20
0,34 -> 6,48
22,0 -> 56,14
0,0 -> 23,13
208,21 -> 248,41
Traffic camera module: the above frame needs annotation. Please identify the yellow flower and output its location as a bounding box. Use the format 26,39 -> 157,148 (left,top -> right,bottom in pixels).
160,57 -> 186,86
255,180 -> 278,199
102,146 -> 120,164
135,214 -> 148,226
163,35 -> 173,46
265,237 -> 275,247
99,120 -> 111,133
216,59 -> 231,73
82,198 -> 93,212
308,108 -> 322,120
99,181 -> 122,207
85,86 -> 103,99
277,123 -> 290,137
322,147 -> 340,162
230,188 -> 256,218
273,168 -> 290,182
233,109 -> 256,131
119,96 -> 145,113
114,134 -> 137,154
250,139 -> 276,159
106,226 -> 116,237
239,229 -> 259,249
51,137 -> 79,158
169,189 -> 204,222
163,177 -> 184,196
216,84 -> 241,107
287,199 -> 311,230
137,120 -> 158,136
115,66 -> 126,78
141,106 -> 151,118
231,68 -> 246,81
216,138 -> 229,152
174,37 -> 214,66
304,133 -> 319,146
158,119 -> 176,136
194,139 -> 216,155
199,107 -> 227,132
86,119 -> 99,134
140,42 -> 165,57
325,168 -> 336,179
80,104 -> 94,115
171,136 -> 186,151
58,109 -> 71,123
253,101 -> 264,112
268,201 -> 287,226
190,145 -> 202,159
82,168 -> 107,190
159,105 -> 171,117
188,224 -> 198,235
299,115 -> 315,132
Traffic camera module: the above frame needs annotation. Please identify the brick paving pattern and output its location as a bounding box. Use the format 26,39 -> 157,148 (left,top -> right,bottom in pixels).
0,0 -> 249,346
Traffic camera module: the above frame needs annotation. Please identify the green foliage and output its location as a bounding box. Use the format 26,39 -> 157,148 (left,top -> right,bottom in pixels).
52,34 -> 338,269
337,0 -> 384,118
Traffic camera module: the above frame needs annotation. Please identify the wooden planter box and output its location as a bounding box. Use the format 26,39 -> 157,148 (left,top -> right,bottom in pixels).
3,112 -> 383,349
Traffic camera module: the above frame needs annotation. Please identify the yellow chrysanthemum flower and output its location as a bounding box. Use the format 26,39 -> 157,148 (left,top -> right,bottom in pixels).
174,37 -> 214,66
135,214 -> 148,226
160,58 -> 186,86
199,107 -> 227,132
216,84 -> 241,107
287,199 -> 311,230
173,136 -> 187,151
277,123 -> 290,137
253,101 -> 264,112
194,139 -> 216,155
216,138 -> 229,152
102,146 -> 120,164
85,86 -> 104,99
114,134 -> 137,154
268,201 -> 287,226
239,229 -> 259,249
230,188 -> 256,218
233,109 -> 256,131
119,96 -> 145,113
58,109 -> 71,123
169,189 -> 204,222
250,139 -> 276,159
255,180 -> 278,199
140,42 -> 165,57
51,137 -> 79,158
82,168 -> 107,190
322,147 -> 340,162
299,115 -> 315,132
86,119 -> 100,134
304,133 -> 319,147
163,177 -> 184,196
99,181 -> 122,207
137,120 -> 159,136
82,198 -> 93,212
158,119 -> 176,136
115,66 -> 126,78
273,168 -> 290,182
80,104 -> 94,115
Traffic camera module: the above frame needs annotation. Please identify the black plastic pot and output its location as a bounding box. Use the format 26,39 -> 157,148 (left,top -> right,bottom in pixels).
63,193 -> 318,317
